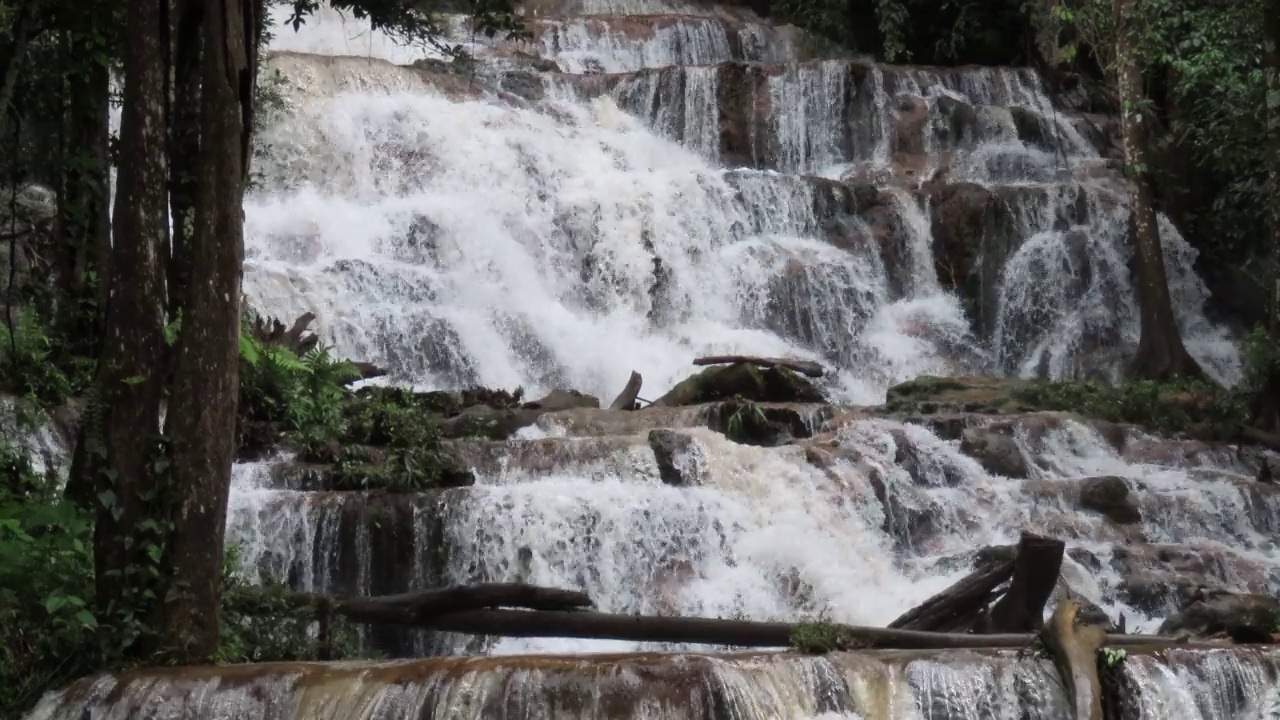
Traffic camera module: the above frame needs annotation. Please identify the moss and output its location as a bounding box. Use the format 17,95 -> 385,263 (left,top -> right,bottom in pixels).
883,375 -> 1250,440
789,621 -> 860,654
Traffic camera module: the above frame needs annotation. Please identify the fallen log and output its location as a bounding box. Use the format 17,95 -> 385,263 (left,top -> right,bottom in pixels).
1041,599 -> 1107,720
609,370 -> 643,410
424,608 -> 1035,649
239,585 -> 1198,653
983,532 -> 1064,632
888,557 -> 1015,631
693,355 -> 825,378
238,583 -> 595,625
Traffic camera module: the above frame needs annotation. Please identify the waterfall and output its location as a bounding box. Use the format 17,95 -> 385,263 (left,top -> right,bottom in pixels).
25,2 -> 1280,718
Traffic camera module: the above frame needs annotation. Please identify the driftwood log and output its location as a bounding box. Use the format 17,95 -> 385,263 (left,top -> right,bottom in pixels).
983,533 -> 1064,632
890,532 -> 1063,633
693,355 -> 825,379
1041,599 -> 1107,720
609,371 -> 643,410
243,583 -> 1191,654
888,556 -> 1014,631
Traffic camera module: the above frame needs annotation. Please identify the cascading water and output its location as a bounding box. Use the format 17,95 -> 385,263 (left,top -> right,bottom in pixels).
26,2 -> 1280,718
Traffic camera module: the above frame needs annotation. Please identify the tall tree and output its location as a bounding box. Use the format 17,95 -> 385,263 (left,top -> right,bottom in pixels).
168,0 -> 203,315
1112,0 -> 1204,381
83,0 -> 170,615
1259,0 -> 1280,433
160,0 -> 263,661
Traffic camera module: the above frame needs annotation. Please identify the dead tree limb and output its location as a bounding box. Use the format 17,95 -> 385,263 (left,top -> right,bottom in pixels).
1041,599 -> 1107,720
609,370 -> 643,410
888,558 -> 1015,631
424,609 -> 1036,649
239,583 -> 595,625
983,532 -> 1065,632
693,355 -> 825,378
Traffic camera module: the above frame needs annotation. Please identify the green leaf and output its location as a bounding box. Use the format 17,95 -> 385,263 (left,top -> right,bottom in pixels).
97,489 -> 117,509
122,375 -> 146,385
45,595 -> 68,613
146,544 -> 163,564
239,334 -> 262,366
76,609 -> 99,629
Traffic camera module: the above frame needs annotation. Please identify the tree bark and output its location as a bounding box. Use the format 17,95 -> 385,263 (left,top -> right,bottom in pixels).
159,0 -> 262,662
983,532 -> 1064,632
0,0 -> 41,115
609,370 -> 643,410
693,355 -> 825,378
1041,599 -> 1107,720
1113,0 -> 1204,382
1259,0 -> 1280,434
167,0 -> 202,315
888,556 -> 1014,631
55,40 -> 112,357
239,583 -> 595,621
85,0 -> 171,615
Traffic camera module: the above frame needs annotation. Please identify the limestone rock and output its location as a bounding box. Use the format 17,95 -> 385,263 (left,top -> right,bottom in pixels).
1158,592 -> 1280,643
959,428 -> 1028,478
648,429 -> 701,486
1078,475 -> 1141,525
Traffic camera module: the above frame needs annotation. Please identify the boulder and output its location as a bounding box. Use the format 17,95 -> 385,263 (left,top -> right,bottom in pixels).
925,183 -> 1018,337
707,399 -> 820,447
959,428 -> 1028,478
522,388 -> 601,412
648,430 -> 702,487
653,363 -> 826,407
1158,592 -> 1280,643
1078,475 -> 1141,525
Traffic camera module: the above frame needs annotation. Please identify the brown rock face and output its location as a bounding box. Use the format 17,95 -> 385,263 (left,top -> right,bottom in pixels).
927,182 -> 1007,335
1158,592 -> 1280,642
959,427 -> 1029,478
1077,475 -> 1142,525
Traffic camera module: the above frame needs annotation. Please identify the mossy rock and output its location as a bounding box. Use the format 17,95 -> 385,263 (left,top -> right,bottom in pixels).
1158,592 -> 1280,643
884,375 -> 1031,415
653,363 -> 826,407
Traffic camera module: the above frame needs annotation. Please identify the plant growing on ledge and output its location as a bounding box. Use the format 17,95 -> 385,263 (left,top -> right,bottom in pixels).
789,618 -> 857,654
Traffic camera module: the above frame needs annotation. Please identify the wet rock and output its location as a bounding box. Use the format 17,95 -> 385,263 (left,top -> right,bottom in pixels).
707,399 -> 820,447
925,183 -> 1019,337
864,464 -> 941,550
1078,475 -> 1141,525
1008,106 -> 1049,150
522,388 -> 601,412
440,405 -> 541,440
1110,544 -> 1242,614
648,430 -> 701,486
959,428 -> 1028,478
890,429 -> 962,486
1158,592 -> 1280,643
653,363 -> 826,407
932,95 -> 980,148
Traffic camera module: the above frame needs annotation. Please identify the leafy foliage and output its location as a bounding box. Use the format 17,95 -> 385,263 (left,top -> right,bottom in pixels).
1013,379 -> 1247,437
0,443 -> 100,718
789,619 -> 855,653
0,306 -> 90,408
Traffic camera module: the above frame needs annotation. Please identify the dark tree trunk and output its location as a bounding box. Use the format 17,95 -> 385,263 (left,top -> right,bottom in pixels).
0,0 -> 41,115
1114,0 -> 1204,382
983,533 -> 1064,632
159,0 -> 262,662
55,45 -> 112,358
1259,0 -> 1280,433
85,0 -> 170,616
167,0 -> 202,315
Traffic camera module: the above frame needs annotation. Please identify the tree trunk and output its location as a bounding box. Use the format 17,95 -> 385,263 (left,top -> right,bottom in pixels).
159,0 -> 262,662
0,0 -> 41,115
1040,599 -> 1107,720
168,0 -> 202,315
1260,0 -> 1280,433
983,533 -> 1064,632
1113,0 -> 1204,382
55,45 -> 112,358
86,0 -> 171,616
